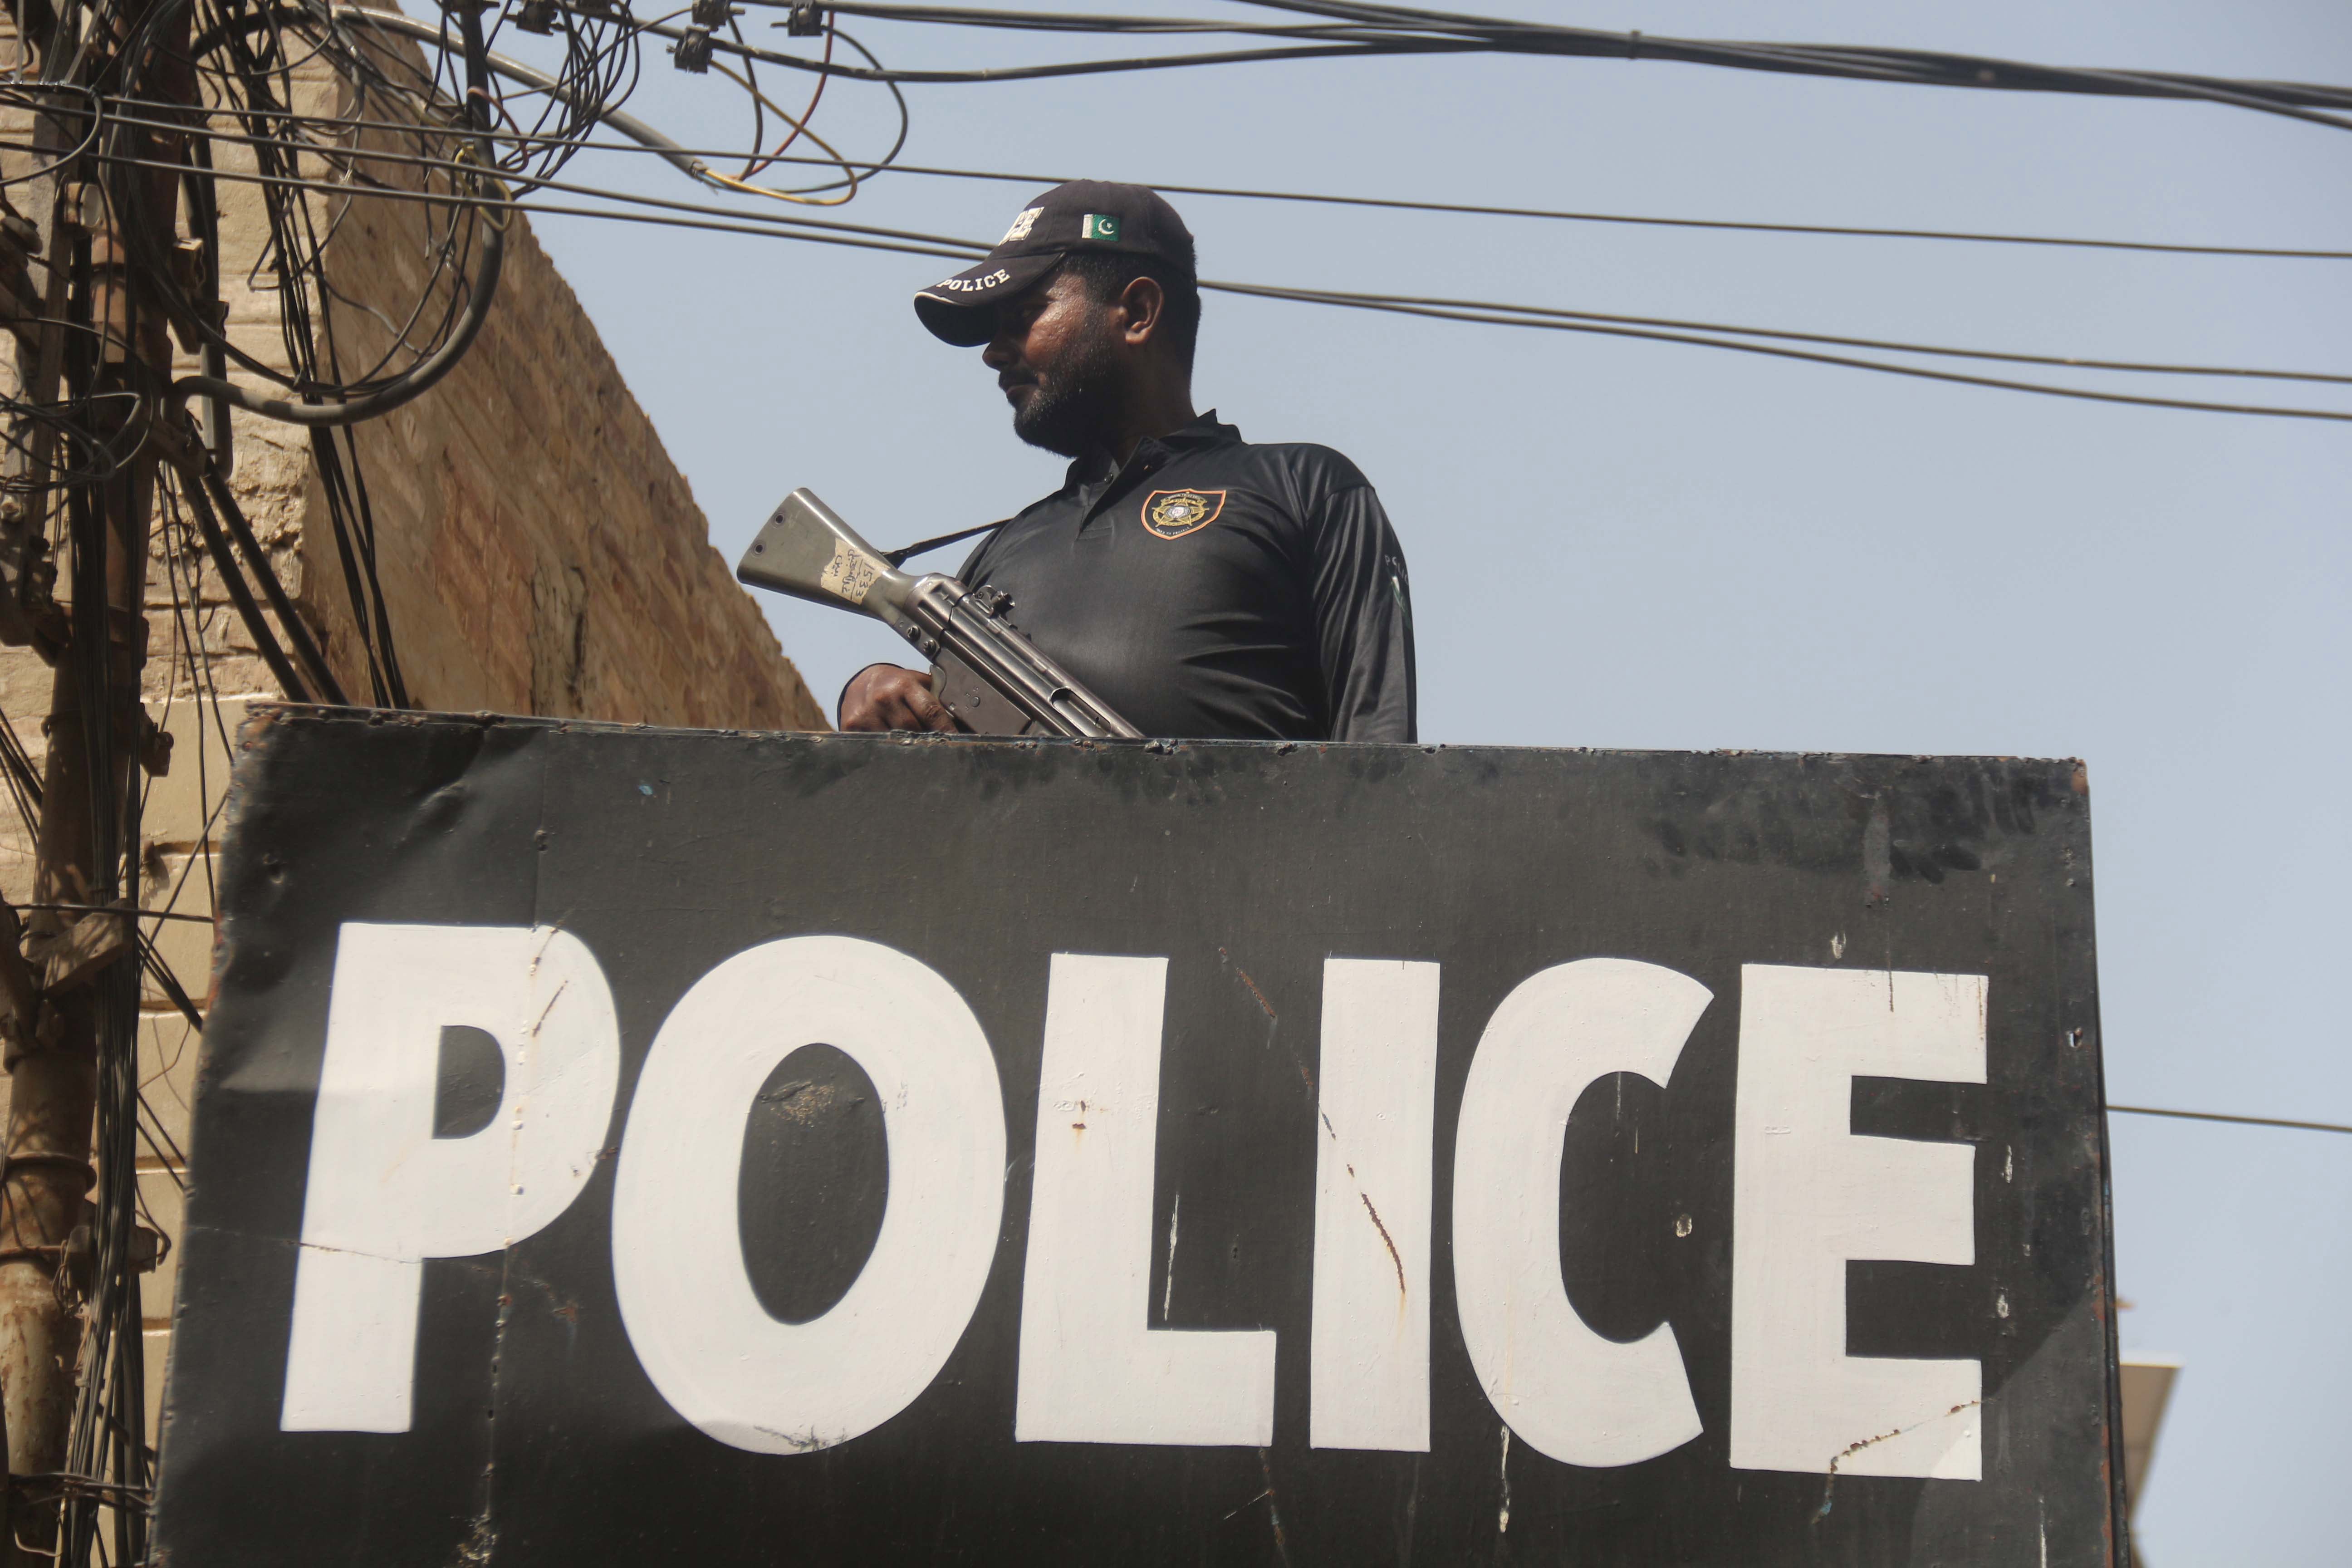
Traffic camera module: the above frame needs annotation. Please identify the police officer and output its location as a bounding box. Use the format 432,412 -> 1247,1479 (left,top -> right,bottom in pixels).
839,181 -> 1417,742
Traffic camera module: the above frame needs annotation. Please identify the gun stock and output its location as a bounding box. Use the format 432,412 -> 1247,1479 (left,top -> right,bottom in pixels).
736,489 -> 919,633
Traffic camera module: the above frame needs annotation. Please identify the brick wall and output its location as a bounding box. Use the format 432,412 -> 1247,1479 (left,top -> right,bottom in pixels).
291,181 -> 827,727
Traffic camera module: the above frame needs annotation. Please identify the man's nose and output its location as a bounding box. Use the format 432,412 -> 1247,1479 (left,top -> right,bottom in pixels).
981,333 -> 1016,371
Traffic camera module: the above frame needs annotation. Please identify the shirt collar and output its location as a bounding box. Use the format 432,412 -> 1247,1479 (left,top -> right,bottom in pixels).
1152,409 -> 1243,453
1060,410 -> 1242,490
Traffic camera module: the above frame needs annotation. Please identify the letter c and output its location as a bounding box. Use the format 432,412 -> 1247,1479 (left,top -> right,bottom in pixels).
1452,958 -> 1709,1466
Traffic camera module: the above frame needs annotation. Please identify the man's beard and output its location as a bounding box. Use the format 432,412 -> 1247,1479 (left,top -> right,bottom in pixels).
1008,328 -> 1122,458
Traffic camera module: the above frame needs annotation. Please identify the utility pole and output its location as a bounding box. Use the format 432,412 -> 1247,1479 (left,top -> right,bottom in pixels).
0,0 -> 190,1559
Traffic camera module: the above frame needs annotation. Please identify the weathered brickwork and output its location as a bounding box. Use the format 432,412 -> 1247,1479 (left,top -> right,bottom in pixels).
1,12 -> 826,726
294,198 -> 825,727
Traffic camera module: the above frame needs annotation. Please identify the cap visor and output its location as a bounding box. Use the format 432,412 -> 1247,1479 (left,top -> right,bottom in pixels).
913,251 -> 1060,346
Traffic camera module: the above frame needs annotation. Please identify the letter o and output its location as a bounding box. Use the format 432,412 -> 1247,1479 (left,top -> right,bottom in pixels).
612,936 -> 1006,1453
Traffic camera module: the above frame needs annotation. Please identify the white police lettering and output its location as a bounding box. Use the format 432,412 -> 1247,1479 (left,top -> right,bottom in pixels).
1730,965 -> 1985,1481
1454,958 -> 1707,1466
1015,955 -> 1276,1446
612,936 -> 1005,1455
280,940 -> 1995,1484
938,269 -> 1010,294
1001,206 -> 1042,243
1311,958 -> 1440,1452
281,924 -> 621,1433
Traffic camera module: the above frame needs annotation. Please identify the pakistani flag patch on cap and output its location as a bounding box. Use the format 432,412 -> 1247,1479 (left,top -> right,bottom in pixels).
1081,213 -> 1121,242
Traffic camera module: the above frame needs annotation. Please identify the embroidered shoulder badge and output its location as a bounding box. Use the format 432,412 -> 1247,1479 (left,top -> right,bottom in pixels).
1140,488 -> 1225,540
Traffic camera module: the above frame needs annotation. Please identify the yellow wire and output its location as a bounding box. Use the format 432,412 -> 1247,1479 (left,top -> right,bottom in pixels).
700,60 -> 860,207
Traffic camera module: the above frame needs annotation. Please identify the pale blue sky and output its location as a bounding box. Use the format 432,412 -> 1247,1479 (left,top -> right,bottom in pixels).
503,4 -> 2352,1559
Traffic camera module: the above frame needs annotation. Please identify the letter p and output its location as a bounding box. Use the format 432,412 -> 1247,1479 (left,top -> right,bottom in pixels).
280,924 -> 620,1433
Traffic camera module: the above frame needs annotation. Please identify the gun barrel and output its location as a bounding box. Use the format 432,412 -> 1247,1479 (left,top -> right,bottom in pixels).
921,587 -> 1145,740
735,488 -> 916,626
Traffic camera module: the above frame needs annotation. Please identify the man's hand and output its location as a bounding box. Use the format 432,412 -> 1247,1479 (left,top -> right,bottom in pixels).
838,664 -> 959,733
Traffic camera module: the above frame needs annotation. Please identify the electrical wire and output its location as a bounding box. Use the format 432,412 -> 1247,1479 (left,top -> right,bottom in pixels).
1205,281 -> 2352,423
642,0 -> 2352,139
86,145 -> 2352,424
92,81 -> 2352,397
701,54 -> 862,204
91,97 -> 2352,260
162,0 -> 512,427
2109,1103 -> 2352,1137
736,5 -> 830,178
1239,3 -> 2352,122
1234,283 -> 2352,385
321,5 -> 910,196
734,162 -> 2352,263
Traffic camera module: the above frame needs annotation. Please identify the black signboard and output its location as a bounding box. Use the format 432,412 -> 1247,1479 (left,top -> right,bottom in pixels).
153,710 -> 2125,1566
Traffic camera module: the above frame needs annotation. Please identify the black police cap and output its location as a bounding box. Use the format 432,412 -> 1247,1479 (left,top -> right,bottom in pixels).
914,181 -> 1195,348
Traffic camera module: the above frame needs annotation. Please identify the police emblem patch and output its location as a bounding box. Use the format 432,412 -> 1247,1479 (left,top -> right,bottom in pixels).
1140,488 -> 1225,540
1001,206 -> 1042,244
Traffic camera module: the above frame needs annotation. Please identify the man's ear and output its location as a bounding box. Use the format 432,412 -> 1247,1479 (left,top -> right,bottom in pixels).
1118,275 -> 1166,348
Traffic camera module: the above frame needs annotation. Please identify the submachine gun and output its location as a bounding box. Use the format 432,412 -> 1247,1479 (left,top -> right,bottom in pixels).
735,489 -> 1142,740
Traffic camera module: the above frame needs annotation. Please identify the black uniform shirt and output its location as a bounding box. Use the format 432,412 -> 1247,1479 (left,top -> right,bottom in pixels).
956,413 -> 1417,741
